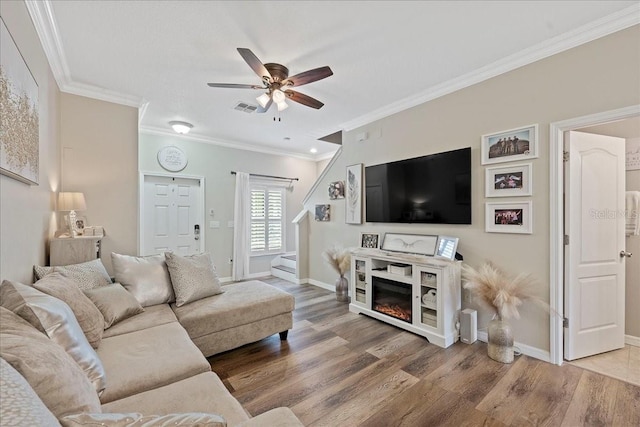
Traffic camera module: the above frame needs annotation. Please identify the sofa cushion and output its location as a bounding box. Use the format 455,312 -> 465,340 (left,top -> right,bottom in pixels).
84,283 -> 144,328
34,259 -> 112,290
0,307 -> 102,418
0,358 -> 60,427
103,304 -> 177,338
32,272 -> 105,349
112,253 -> 175,306
97,322 -> 210,404
172,281 -> 294,339
165,252 -> 223,307
60,412 -> 226,427
102,372 -> 249,426
0,280 -> 107,394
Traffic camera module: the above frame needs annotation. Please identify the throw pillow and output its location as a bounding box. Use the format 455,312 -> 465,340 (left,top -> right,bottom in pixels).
111,252 -> 175,306
164,252 -> 223,307
84,283 -> 144,328
0,307 -> 102,418
60,412 -> 226,427
32,272 -> 105,349
34,258 -> 112,290
0,280 -> 107,394
0,358 -> 60,427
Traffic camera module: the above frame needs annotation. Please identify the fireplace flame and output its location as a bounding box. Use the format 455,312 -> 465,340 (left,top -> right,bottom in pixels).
374,304 -> 411,322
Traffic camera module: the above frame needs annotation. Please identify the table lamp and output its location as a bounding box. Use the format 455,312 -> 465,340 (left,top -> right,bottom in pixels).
58,192 -> 87,237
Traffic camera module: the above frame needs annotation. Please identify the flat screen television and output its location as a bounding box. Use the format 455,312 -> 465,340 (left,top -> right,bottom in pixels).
365,147 -> 471,224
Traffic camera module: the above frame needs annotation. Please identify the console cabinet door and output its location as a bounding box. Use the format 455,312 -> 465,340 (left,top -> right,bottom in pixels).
414,266 -> 441,331
351,257 -> 369,307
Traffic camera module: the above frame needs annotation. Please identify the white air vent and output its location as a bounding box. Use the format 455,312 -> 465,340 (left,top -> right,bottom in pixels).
234,102 -> 258,113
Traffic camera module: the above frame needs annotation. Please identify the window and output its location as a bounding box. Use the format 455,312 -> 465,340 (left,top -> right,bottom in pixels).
250,184 -> 285,255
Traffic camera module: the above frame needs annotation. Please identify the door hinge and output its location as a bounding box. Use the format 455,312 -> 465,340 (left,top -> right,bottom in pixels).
564,235 -> 569,245
563,317 -> 569,328
563,151 -> 569,162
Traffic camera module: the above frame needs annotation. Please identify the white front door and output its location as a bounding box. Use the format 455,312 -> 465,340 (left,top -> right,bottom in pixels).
141,174 -> 204,256
564,131 -> 626,360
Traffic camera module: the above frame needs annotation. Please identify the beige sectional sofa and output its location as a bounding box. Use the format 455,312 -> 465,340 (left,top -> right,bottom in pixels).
0,253 -> 302,426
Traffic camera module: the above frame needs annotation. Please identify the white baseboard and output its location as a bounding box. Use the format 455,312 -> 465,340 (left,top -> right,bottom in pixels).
477,331 -> 551,363
305,278 -> 335,292
625,335 -> 640,347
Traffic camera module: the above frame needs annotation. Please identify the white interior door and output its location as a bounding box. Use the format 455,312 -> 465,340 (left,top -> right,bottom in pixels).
564,131 -> 626,360
142,174 -> 203,256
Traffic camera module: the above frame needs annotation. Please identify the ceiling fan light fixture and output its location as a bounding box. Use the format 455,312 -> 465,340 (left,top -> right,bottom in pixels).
256,93 -> 271,108
169,121 -> 193,134
276,100 -> 288,112
272,89 -> 286,104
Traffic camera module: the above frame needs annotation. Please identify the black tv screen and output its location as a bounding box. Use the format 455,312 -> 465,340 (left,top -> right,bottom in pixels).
365,147 -> 471,224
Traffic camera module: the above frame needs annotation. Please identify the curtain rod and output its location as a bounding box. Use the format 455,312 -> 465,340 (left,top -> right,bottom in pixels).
230,171 -> 299,182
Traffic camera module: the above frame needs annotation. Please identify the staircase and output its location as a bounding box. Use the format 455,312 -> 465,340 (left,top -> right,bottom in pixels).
271,253 -> 297,283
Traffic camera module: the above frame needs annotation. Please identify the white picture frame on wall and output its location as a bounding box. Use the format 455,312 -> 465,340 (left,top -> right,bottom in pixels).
485,162 -> 532,197
345,163 -> 363,224
485,201 -> 532,234
481,124 -> 538,165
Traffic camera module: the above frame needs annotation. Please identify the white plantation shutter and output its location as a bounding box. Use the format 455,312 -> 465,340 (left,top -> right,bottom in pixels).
250,185 -> 284,254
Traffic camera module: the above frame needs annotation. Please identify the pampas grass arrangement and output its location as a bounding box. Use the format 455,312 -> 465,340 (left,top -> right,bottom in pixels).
462,262 -> 543,320
322,245 -> 351,277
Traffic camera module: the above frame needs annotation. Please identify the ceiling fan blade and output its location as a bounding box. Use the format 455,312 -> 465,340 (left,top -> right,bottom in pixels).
237,48 -> 272,81
256,98 -> 273,113
207,83 -> 263,89
284,66 -> 333,87
285,90 -> 324,109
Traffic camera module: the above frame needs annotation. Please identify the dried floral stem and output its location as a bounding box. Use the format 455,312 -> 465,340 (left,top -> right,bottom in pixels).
322,245 -> 351,277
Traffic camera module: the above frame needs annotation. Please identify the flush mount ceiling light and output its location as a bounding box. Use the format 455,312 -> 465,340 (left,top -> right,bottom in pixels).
169,121 -> 193,134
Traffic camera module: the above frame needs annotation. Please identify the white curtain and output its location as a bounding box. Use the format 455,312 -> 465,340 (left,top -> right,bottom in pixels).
232,172 -> 251,281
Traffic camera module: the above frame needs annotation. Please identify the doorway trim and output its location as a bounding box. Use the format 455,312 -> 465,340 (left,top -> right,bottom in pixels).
138,171 -> 206,256
549,104 -> 640,365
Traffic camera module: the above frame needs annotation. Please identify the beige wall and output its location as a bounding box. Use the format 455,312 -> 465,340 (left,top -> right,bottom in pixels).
139,133 -> 317,278
60,93 -> 138,275
304,25 -> 640,353
0,2 -> 61,283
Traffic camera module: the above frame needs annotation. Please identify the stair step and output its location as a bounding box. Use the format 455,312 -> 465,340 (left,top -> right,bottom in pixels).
282,254 -> 297,261
273,265 -> 296,274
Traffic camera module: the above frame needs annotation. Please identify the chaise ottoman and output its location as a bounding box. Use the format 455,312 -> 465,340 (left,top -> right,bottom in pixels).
171,280 -> 295,357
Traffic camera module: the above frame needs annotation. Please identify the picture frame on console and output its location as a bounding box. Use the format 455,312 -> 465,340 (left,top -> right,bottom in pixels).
485,162 -> 532,197
381,233 -> 438,256
360,232 -> 380,249
481,124 -> 538,165
485,201 -> 532,234
345,163 -> 363,224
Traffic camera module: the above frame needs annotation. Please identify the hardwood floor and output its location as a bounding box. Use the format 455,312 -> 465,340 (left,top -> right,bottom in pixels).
208,278 -> 640,426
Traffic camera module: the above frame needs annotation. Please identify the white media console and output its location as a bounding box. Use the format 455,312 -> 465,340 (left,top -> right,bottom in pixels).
349,249 -> 462,348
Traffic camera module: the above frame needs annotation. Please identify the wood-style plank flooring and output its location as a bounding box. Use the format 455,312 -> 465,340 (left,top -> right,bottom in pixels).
208,278 -> 640,426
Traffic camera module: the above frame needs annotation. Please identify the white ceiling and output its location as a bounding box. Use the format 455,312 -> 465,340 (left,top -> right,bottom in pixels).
35,1 -> 639,160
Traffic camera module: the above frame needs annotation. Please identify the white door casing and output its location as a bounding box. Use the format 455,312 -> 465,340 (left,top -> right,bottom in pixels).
564,131 -> 626,361
140,173 -> 204,256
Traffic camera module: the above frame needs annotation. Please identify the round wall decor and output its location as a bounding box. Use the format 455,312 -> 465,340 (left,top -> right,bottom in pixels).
157,146 -> 188,172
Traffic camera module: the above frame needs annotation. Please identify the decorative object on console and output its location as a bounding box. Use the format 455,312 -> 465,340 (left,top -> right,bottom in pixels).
485,162 -> 532,198
360,232 -> 380,249
57,192 -> 87,237
322,245 -> 351,302
315,204 -> 330,221
0,18 -> 39,186
345,163 -> 363,224
328,181 -> 345,199
462,262 -> 545,363
485,201 -> 532,234
481,124 -> 538,165
380,233 -> 438,256
435,236 -> 459,261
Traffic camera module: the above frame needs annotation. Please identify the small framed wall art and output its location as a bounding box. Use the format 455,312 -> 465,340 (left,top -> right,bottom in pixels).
481,124 -> 538,165
328,181 -> 345,199
485,201 -> 532,234
485,162 -> 532,197
315,204 -> 330,221
345,164 -> 363,224
360,232 -> 380,249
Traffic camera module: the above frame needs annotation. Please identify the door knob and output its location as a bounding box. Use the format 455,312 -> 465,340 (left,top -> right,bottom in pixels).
620,251 -> 632,258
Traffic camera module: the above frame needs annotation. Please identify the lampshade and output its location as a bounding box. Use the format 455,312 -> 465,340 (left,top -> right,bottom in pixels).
58,192 -> 87,212
169,121 -> 193,134
256,93 -> 271,108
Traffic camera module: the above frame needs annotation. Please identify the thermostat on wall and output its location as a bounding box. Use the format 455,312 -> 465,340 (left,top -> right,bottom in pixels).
157,146 -> 188,172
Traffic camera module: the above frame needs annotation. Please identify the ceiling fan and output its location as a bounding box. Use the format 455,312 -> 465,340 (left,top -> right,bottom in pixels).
207,48 -> 333,113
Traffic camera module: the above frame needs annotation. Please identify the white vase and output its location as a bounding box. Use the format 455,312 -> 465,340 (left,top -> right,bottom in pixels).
335,276 -> 349,302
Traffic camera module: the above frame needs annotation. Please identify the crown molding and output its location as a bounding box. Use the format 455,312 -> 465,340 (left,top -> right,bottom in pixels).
139,126 -> 327,161
341,4 -> 640,132
26,0 -> 143,108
